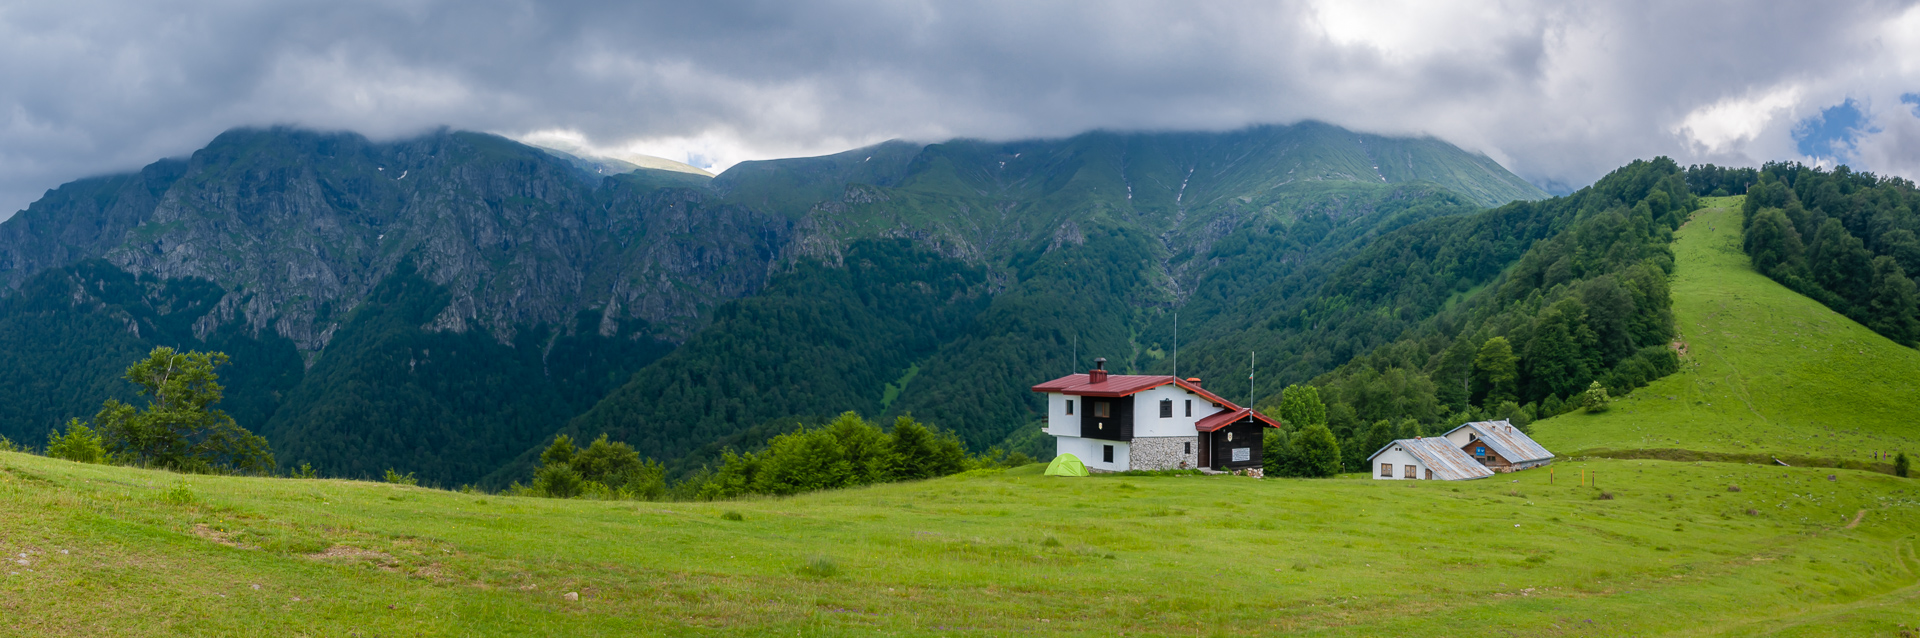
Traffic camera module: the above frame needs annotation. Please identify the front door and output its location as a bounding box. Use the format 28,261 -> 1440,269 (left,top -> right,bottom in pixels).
1197,431 -> 1211,468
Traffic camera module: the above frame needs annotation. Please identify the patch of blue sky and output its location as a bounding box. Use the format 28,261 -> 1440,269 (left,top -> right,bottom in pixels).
1902,93 -> 1920,117
1793,98 -> 1878,163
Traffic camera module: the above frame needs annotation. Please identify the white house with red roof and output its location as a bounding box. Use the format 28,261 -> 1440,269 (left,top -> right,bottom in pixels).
1031,358 -> 1280,475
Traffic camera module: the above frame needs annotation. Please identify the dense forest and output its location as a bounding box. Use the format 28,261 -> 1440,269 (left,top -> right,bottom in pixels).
1740,163 -> 1920,347
1228,159 -> 1704,470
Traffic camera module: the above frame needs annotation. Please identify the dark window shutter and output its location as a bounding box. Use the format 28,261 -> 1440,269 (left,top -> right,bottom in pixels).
1159,399 -> 1172,418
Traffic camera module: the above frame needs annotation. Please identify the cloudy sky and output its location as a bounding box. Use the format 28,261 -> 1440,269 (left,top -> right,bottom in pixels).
3,0 -> 1919,217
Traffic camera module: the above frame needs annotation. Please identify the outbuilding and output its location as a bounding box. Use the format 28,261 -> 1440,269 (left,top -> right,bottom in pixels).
1443,420 -> 1554,472
1367,437 -> 1494,481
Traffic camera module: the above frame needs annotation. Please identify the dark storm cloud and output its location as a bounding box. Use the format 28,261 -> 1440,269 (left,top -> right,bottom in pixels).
4,1 -> 1919,216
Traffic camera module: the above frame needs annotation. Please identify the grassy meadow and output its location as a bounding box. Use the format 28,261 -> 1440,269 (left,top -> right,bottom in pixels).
3,450 -> 1918,636
1533,196 -> 1920,467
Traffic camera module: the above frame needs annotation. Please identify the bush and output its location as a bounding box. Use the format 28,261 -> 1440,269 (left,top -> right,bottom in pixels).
532,464 -> 585,498
1897,453 -> 1911,478
162,481 -> 197,505
1581,381 -> 1612,413
383,469 -> 419,486
46,419 -> 107,464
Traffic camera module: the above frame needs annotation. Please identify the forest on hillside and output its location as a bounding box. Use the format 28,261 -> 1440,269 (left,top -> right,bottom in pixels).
1740,163 -> 1920,347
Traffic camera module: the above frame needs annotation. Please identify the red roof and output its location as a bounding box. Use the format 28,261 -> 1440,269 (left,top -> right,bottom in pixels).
1031,373 -> 1278,431
1194,407 -> 1281,432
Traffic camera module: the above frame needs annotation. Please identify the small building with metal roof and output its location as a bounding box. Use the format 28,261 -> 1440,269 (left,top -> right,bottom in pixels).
1031,358 -> 1278,474
1367,438 -> 1493,481
1443,420 -> 1554,472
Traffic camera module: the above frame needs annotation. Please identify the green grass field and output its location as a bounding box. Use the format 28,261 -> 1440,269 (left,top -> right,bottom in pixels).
7,195 -> 1920,636
1534,196 -> 1920,467
3,450 -> 1917,636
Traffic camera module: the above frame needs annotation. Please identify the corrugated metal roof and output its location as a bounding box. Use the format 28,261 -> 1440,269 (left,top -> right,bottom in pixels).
1447,420 -> 1553,463
1368,438 -> 1494,481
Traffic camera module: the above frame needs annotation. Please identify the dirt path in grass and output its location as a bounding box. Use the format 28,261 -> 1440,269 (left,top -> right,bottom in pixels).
1847,509 -> 1866,529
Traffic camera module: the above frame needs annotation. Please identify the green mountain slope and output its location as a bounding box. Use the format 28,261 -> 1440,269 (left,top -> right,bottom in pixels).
4,451 -> 1916,635
1533,197 -> 1920,464
557,124 -> 1527,467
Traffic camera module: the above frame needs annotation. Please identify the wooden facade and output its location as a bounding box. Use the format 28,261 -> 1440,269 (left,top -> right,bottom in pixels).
1081,397 -> 1134,441
1462,439 -> 1511,469
1205,417 -> 1265,470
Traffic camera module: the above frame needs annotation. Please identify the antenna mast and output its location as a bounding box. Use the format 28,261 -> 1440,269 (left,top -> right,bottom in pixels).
1249,350 -> 1256,406
1172,312 -> 1179,380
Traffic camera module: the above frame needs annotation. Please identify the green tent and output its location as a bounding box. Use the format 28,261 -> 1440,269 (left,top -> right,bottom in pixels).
1044,453 -> 1089,477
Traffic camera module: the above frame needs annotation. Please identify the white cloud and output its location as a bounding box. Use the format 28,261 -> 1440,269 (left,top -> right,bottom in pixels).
1676,85 -> 1805,153
3,1 -> 1920,216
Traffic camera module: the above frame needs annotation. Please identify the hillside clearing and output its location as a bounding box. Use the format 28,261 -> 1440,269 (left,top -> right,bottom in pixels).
1533,196 -> 1920,467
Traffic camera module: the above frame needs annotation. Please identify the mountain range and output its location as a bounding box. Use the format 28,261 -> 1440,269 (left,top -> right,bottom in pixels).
0,121 -> 1548,485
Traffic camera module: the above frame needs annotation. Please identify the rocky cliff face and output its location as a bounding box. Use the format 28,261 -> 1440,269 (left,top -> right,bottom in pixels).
3,128 -> 788,356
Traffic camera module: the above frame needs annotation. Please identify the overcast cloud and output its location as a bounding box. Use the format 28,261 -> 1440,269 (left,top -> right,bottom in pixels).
3,0 -> 1919,217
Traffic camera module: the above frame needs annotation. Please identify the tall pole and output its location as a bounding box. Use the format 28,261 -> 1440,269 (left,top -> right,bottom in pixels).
1173,312 -> 1179,380
1249,350 -> 1256,407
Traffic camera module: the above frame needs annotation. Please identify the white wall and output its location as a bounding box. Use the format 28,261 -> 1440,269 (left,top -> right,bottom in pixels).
1057,435 -> 1129,472
1131,384 -> 1228,438
1044,392 -> 1081,437
1443,427 -> 1473,447
1369,446 -> 1425,480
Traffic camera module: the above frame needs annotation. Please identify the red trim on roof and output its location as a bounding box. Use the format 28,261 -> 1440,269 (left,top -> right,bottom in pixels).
1193,407 -> 1281,432
1033,372 -> 1278,431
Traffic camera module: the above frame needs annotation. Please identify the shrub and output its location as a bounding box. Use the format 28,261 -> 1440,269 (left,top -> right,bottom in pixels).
0,435 -> 17,453
721,511 -> 744,521
383,469 -> 419,486
291,463 -> 317,479
162,481 -> 197,505
1581,381 -> 1612,413
1897,453 -> 1911,478
46,419 -> 107,464
533,464 -> 585,498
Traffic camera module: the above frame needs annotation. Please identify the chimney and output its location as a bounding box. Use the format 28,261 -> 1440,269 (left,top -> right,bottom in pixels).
1089,357 -> 1108,383
1185,377 -> 1202,387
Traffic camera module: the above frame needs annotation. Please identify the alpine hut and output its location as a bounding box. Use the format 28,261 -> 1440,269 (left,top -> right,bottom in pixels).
1031,358 -> 1279,474
1367,437 -> 1494,481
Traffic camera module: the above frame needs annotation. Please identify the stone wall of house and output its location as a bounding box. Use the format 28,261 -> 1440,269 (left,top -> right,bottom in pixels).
1131,436 -> 1198,471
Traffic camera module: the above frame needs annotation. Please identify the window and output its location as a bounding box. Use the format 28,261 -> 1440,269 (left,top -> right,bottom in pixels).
1094,402 -> 1110,418
1159,399 -> 1172,418
1379,463 -> 1392,477
1184,441 -> 1192,454
1065,399 -> 1074,415
1103,445 -> 1114,463
1403,465 -> 1416,479
1184,400 -> 1192,417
